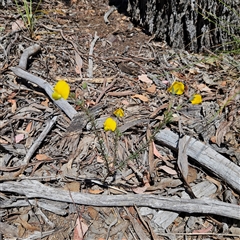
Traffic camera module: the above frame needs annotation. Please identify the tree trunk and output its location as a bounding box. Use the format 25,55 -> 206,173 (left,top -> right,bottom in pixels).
127,0 -> 240,52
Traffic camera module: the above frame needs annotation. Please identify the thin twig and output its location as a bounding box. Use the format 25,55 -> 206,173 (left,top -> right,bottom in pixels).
87,32 -> 99,78
95,78 -> 117,104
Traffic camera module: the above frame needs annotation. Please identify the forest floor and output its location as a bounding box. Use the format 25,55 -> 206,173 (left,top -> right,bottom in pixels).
0,0 -> 240,239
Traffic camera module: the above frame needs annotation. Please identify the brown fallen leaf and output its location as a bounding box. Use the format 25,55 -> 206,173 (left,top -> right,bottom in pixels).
87,207 -> 99,219
35,154 -> 52,161
215,120 -> 232,146
16,216 -> 40,232
159,165 -> 177,175
193,224 -> 213,233
41,98 -> 49,107
131,94 -> 149,102
153,142 -> 163,159
138,74 -> 152,84
75,51 -> 83,77
8,99 -> 17,113
73,217 -> 88,240
197,83 -> 212,93
64,182 -> 80,192
12,19 -> 26,31
25,121 -> 32,133
88,189 -> 104,194
187,166 -> 197,183
146,84 -> 156,93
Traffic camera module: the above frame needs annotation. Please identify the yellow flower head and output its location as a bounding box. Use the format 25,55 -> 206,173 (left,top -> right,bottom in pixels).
114,108 -> 124,118
190,94 -> 202,104
52,80 -> 70,100
167,81 -> 185,95
104,117 -> 117,132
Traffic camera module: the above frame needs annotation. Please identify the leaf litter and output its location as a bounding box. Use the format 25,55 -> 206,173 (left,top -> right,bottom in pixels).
0,0 -> 240,239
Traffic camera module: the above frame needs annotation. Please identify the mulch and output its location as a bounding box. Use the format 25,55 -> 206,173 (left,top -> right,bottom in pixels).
0,0 -> 240,239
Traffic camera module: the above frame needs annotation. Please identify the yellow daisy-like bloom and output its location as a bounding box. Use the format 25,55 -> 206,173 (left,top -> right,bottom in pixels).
114,108 -> 124,118
104,117 -> 117,132
167,81 -> 185,95
52,80 -> 70,100
190,94 -> 202,104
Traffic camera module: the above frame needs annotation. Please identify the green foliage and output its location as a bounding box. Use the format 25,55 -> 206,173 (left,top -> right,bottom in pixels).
14,0 -> 42,38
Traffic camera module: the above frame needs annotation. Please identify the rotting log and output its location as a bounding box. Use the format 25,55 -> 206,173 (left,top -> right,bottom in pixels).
126,0 -> 240,52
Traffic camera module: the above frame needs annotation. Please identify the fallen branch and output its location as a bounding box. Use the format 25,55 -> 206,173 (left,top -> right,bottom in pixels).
155,128 -> 240,194
10,66 -> 77,120
13,116 -> 58,176
0,180 -> 239,220
18,44 -> 41,70
23,116 -> 58,165
104,6 -> 117,24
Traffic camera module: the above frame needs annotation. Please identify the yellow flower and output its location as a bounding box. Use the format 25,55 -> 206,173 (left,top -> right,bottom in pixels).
190,94 -> 202,104
114,108 -> 124,118
167,81 -> 185,95
104,118 -> 117,132
52,80 -> 70,100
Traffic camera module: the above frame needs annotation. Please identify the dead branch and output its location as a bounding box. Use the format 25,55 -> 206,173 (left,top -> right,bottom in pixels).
18,44 -> 41,70
10,66 -> 77,120
155,128 -> 240,194
0,180 -> 239,220
23,116 -> 58,165
104,6 -> 117,24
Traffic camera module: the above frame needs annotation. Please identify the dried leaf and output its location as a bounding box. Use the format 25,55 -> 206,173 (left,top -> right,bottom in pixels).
64,182 -> 80,192
73,217 -> 88,240
8,99 -> 17,113
159,165 -> 177,175
215,120 -> 232,146
178,136 -> 189,181
131,94 -> 149,102
88,189 -> 104,194
153,142 -> 163,159
146,84 -> 156,93
87,207 -> 99,219
12,19 -> 25,31
96,155 -> 104,163
122,100 -> 130,105
41,98 -> 49,107
187,166 -> 197,183
17,216 -> 40,231
25,122 -> 32,133
138,74 -> 152,84
75,65 -> 81,74
132,185 -> 148,194
210,135 -> 217,143
35,154 -> 52,161
15,134 -> 24,143
193,224 -> 213,233
75,51 -> 83,77
197,83 -> 212,93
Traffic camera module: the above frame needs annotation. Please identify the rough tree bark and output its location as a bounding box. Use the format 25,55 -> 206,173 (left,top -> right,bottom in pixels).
126,0 -> 240,52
